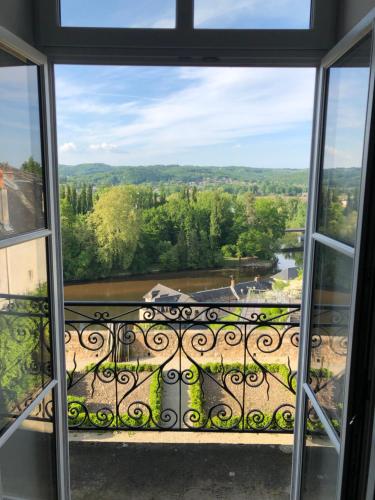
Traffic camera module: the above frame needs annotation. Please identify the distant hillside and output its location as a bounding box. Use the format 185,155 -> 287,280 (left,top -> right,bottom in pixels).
59,163 -> 309,188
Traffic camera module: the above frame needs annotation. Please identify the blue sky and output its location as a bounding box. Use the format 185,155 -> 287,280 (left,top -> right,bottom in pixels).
0,66 -> 42,168
0,4 -> 368,172
60,0 -> 311,29
55,65 -> 316,168
323,67 -> 370,171
57,1 -> 317,169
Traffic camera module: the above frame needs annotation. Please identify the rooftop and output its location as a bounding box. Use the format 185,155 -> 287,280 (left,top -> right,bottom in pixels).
143,278 -> 273,304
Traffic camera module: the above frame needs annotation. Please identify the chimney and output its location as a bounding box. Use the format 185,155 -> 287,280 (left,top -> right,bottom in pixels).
230,275 -> 235,288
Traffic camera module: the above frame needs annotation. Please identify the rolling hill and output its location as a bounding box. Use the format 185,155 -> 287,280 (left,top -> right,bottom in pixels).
59,163 -> 309,188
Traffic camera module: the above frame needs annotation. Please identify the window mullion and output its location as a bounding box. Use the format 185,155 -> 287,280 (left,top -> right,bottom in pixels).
176,0 -> 193,32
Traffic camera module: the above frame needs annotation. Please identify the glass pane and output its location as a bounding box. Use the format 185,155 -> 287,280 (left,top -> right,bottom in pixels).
0,392 -> 57,500
0,49 -> 46,238
0,239 -> 51,433
308,243 -> 353,434
194,0 -> 311,29
60,0 -> 176,28
317,35 -> 372,246
302,404 -> 339,499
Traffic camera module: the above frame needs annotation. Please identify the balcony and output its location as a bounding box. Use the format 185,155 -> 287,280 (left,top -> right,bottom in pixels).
0,294 -> 343,498
64,300 -> 343,499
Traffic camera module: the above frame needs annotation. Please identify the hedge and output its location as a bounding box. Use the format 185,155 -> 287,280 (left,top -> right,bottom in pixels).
84,361 -> 159,373
67,368 -> 163,429
187,362 -> 333,431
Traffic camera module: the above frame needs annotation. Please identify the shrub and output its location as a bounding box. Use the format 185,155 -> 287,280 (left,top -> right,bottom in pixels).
84,361 -> 158,373
188,365 -> 205,427
260,307 -> 289,321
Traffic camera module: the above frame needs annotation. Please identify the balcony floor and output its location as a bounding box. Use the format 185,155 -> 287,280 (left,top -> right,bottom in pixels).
69,441 -> 293,500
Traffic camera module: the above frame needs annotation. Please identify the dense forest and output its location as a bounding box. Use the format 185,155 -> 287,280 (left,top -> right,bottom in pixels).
60,183 -> 307,282
59,164 -> 360,282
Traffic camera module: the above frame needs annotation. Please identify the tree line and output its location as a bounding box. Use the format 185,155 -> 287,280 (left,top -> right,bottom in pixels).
60,184 -> 94,215
59,164 -> 309,195
60,183 -> 306,282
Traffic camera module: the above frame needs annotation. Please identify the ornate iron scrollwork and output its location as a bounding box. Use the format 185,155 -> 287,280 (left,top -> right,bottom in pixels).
64,301 -> 303,432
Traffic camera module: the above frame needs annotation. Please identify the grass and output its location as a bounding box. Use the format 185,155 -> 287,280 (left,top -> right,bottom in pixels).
208,307 -> 243,331
67,366 -> 163,429
67,360 -> 335,432
260,307 -> 289,321
187,362 -> 333,431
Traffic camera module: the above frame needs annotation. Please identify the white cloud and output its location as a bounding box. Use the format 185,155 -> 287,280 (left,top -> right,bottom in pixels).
55,66 -> 315,166
89,142 -> 118,151
104,68 -> 315,160
59,142 -> 77,153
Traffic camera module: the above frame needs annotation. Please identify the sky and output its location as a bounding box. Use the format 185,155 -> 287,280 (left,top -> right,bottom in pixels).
56,3 -> 317,169
0,65 -> 42,168
60,0 -> 311,29
0,0 -> 369,172
323,66 -> 370,171
55,65 -> 316,169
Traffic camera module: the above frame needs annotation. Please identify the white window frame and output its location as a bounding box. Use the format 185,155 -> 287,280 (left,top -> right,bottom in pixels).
0,26 -> 70,500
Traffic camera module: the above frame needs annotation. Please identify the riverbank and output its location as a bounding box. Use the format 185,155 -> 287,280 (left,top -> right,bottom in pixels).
63,256 -> 274,287
64,253 -> 298,302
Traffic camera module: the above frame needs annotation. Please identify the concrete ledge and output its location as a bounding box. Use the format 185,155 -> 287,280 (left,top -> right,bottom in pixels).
70,441 -> 293,500
69,429 -> 295,446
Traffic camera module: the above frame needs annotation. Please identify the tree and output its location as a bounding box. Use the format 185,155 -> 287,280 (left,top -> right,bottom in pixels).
90,185 -> 141,272
237,228 -> 274,260
236,198 -> 287,259
185,214 -> 200,269
71,186 -> 78,214
159,242 -> 179,271
59,179 -> 300,280
79,185 -> 88,214
60,198 -> 99,280
21,157 -> 42,179
176,229 -> 188,269
241,191 -> 256,225
66,185 -> 72,206
87,185 -> 94,212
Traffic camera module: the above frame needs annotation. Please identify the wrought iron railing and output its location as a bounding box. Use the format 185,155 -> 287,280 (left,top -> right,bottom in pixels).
64,301 -> 302,432
0,293 -> 52,428
0,295 -> 348,434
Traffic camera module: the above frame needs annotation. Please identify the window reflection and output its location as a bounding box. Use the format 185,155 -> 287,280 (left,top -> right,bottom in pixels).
302,403 -> 339,499
0,239 -> 51,432
0,392 -> 57,500
0,50 -> 45,239
308,243 -> 353,434
317,35 -> 371,246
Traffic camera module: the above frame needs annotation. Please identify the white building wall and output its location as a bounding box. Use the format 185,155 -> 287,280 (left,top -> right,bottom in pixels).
0,239 -> 47,296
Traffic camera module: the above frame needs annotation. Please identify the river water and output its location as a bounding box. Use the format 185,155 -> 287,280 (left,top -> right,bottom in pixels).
64,253 -> 300,302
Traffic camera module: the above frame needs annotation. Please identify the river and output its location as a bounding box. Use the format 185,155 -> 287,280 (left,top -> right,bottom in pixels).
64,252 -> 300,302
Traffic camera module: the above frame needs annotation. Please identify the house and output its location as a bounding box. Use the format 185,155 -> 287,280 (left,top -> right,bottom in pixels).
140,278 -> 273,319
271,266 -> 300,281
1,1 -> 375,499
143,277 -> 273,305
0,163 -> 44,236
143,283 -> 194,304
